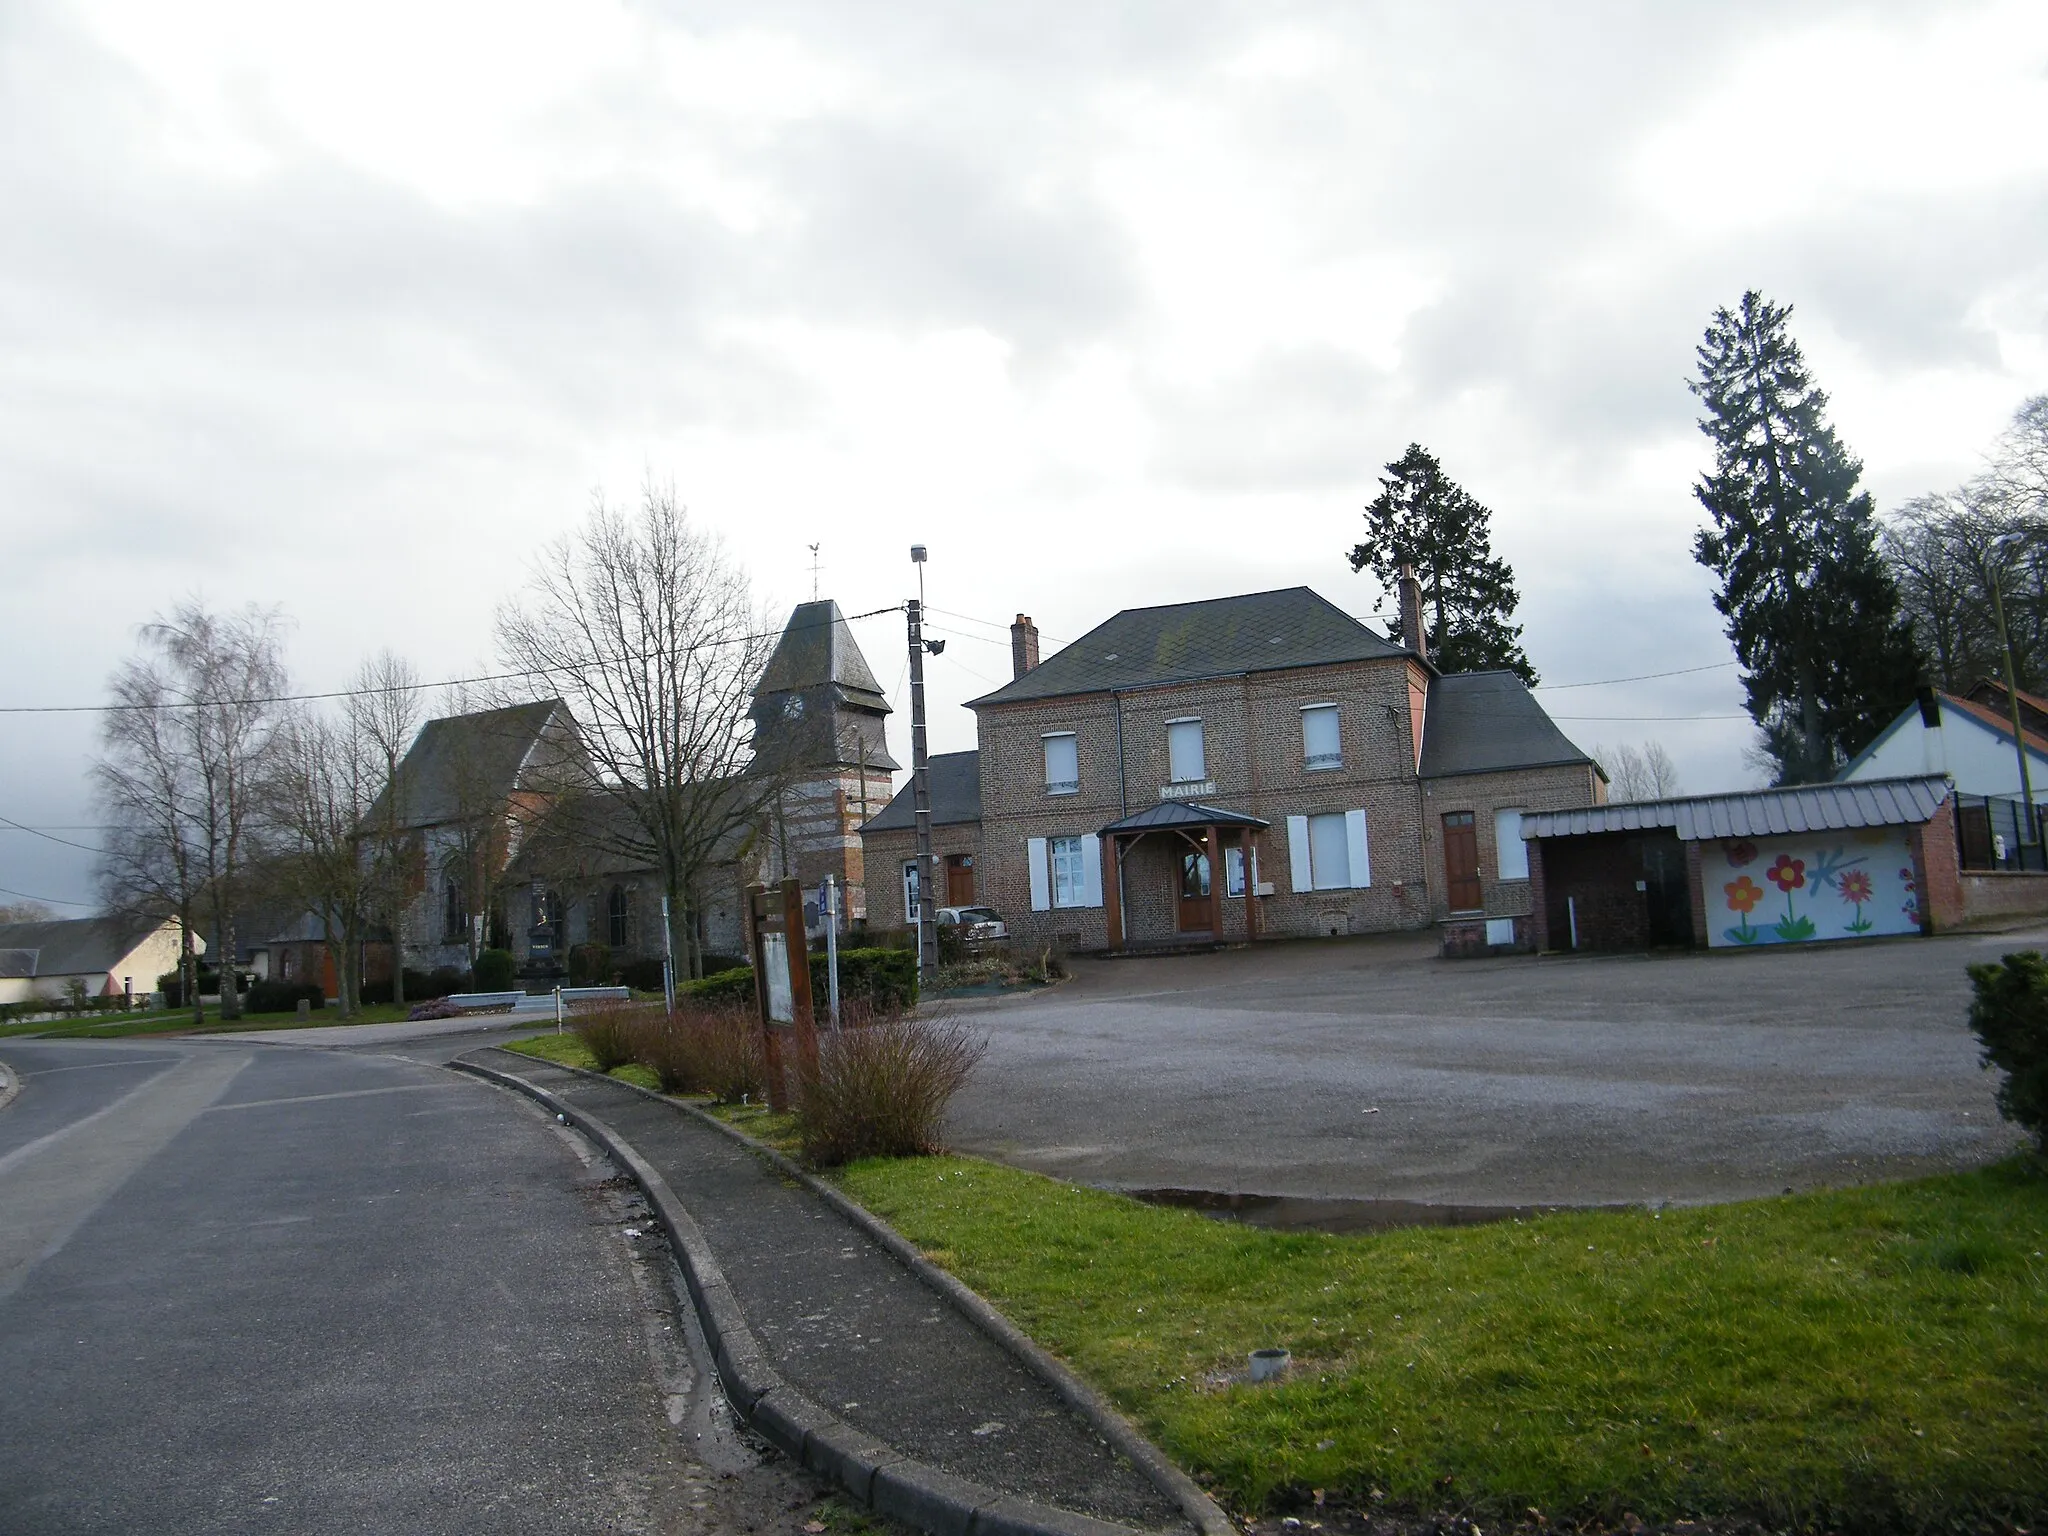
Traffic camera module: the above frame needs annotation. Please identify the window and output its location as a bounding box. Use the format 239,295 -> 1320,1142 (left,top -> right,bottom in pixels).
1027,834 -> 1103,910
902,860 -> 922,922
1301,704 -> 1342,771
1167,718 -> 1206,783
1495,808 -> 1529,880
443,877 -> 468,943
1287,810 -> 1371,891
1052,836 -> 1088,907
608,884 -> 631,948
1043,732 -> 1079,795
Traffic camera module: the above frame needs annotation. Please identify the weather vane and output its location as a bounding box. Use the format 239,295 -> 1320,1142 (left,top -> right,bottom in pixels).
808,543 -> 821,601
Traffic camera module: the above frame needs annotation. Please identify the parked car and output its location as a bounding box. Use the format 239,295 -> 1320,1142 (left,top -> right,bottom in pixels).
936,905 -> 1008,947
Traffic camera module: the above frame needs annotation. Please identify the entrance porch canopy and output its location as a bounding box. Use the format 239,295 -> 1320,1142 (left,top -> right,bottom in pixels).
1096,801 -> 1270,952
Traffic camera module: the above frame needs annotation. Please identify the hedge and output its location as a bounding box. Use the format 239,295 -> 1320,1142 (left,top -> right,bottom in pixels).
673,947 -> 918,1013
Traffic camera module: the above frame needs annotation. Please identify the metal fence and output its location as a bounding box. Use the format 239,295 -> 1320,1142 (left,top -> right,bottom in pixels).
1955,793 -> 2048,873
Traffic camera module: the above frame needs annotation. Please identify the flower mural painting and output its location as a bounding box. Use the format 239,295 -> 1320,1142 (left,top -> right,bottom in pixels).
1724,875 -> 1764,944
1765,854 -> 1816,941
1838,868 -> 1875,934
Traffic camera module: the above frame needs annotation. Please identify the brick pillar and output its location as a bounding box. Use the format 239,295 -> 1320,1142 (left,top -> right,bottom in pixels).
1529,839 -> 1552,951
1687,841 -> 1709,949
1912,798 -> 1964,933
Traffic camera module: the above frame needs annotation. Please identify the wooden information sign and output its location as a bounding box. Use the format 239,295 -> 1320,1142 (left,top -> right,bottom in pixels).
744,878 -> 819,1111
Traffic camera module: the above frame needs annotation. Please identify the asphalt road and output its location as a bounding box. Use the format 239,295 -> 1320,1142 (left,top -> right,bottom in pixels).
944,927 -> 2038,1209
0,1034 -> 830,1536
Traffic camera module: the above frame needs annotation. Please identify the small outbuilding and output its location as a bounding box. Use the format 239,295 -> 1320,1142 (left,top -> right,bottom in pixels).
1519,774 -> 1966,952
0,915 -> 196,1004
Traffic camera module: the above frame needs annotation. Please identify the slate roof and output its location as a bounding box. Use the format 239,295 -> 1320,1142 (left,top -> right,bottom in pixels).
1520,774 -> 1953,842
0,915 -> 166,978
862,752 -> 982,833
967,588 -> 1409,707
1418,671 -> 1596,779
756,600 -> 892,714
1099,801 -> 1270,835
368,700 -> 571,829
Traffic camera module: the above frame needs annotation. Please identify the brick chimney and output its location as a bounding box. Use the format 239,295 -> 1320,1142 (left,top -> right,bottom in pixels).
1397,565 -> 1428,662
1010,614 -> 1040,679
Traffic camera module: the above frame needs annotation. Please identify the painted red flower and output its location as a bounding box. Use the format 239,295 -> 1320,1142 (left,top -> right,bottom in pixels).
1837,869 -> 1874,905
1766,854 -> 1806,893
1725,876 -> 1763,915
1726,841 -> 1758,868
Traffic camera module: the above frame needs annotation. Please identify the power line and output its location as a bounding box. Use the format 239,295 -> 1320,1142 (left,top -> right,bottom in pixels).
1536,661 -> 1738,690
0,883 -> 95,910
0,604 -> 907,717
1550,713 -> 1752,722
0,814 -> 104,854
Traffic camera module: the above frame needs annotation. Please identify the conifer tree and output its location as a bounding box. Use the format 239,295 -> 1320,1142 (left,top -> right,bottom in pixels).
1691,292 -> 1921,784
1348,443 -> 1536,684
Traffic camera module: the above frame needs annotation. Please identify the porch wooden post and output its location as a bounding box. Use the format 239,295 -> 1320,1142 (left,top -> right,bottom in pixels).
1207,825 -> 1224,941
1241,827 -> 1260,942
1101,833 -> 1123,954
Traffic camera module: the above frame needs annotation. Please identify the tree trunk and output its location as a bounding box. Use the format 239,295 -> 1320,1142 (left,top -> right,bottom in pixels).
184,924 -> 202,1025
219,908 -> 241,1020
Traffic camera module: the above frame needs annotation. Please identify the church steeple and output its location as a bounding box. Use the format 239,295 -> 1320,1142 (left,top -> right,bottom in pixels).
751,599 -> 898,771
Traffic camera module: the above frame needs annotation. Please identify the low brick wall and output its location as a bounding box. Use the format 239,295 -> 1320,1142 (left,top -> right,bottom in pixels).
1440,913 -> 1533,957
1955,871 -> 2048,928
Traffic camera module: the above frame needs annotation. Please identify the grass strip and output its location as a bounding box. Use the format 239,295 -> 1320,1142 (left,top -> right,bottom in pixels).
0,1003 -> 424,1038
834,1154 -> 2048,1533
500,1031 -> 661,1094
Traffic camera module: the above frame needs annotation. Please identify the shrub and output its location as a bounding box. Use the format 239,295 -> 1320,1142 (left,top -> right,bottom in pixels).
574,1002 -> 652,1073
631,1002 -> 765,1100
618,956 -> 667,993
826,947 -> 919,1012
681,966 -> 757,1007
472,948 -> 517,991
407,998 -> 465,1021
1966,950 -> 2048,1150
795,1013 -> 987,1166
568,942 -> 612,986
157,968 -> 224,1009
248,979 -> 324,1014
699,952 -> 747,976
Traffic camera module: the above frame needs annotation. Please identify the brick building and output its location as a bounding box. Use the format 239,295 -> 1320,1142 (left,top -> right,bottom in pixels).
863,582 -> 1603,954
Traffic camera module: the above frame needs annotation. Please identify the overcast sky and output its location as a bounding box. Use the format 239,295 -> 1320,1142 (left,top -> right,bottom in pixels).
4,0 -> 2045,913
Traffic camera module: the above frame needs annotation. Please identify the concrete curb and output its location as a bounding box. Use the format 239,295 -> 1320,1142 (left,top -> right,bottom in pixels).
0,1058 -> 19,1114
453,1058 -> 1200,1536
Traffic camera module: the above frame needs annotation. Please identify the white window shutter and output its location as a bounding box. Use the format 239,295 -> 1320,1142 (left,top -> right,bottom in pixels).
1079,834 -> 1103,907
1345,809 -> 1371,888
1027,837 -> 1051,912
1287,816 -> 1312,893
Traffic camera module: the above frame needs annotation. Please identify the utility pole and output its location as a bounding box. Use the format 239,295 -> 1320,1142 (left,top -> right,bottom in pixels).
1989,564 -> 2039,858
907,545 -> 943,982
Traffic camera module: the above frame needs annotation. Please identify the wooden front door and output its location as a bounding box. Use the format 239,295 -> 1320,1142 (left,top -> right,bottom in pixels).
945,853 -> 975,907
1443,812 -> 1483,912
1178,849 -> 1212,933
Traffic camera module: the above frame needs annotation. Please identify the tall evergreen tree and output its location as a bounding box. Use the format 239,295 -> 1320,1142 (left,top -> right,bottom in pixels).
1691,292 -> 1922,785
1347,443 -> 1536,684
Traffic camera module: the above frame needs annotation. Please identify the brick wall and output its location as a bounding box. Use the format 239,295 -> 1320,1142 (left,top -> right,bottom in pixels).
973,659 -> 1436,947
1418,762 -> 1604,925
1911,795 -> 1962,933
861,823 -> 985,935
1527,830 -> 1658,952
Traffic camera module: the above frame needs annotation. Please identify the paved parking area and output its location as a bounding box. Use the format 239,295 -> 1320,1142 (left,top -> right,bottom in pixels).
944,928 -> 2041,1209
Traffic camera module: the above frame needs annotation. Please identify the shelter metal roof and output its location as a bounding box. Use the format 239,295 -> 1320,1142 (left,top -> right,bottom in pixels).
1519,774 -> 1953,842
1098,800 -> 1271,836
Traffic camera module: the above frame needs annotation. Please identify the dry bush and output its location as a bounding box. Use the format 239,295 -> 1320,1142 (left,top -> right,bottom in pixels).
631,1002 -> 765,1102
574,1002 -> 657,1073
796,1012 -> 987,1166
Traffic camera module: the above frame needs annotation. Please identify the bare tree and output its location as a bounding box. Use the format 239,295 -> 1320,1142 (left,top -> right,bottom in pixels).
95,605 -> 286,1021
1884,485 -> 2048,694
496,482 -> 788,980
264,698 -> 383,1017
0,902 -> 54,923
354,650 -> 422,1003
1596,740 -> 1681,802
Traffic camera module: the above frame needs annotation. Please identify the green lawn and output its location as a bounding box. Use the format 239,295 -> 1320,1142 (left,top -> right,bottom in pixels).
501,1031 -> 660,1092
494,1028 -> 2047,1531
836,1155 -> 2047,1532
